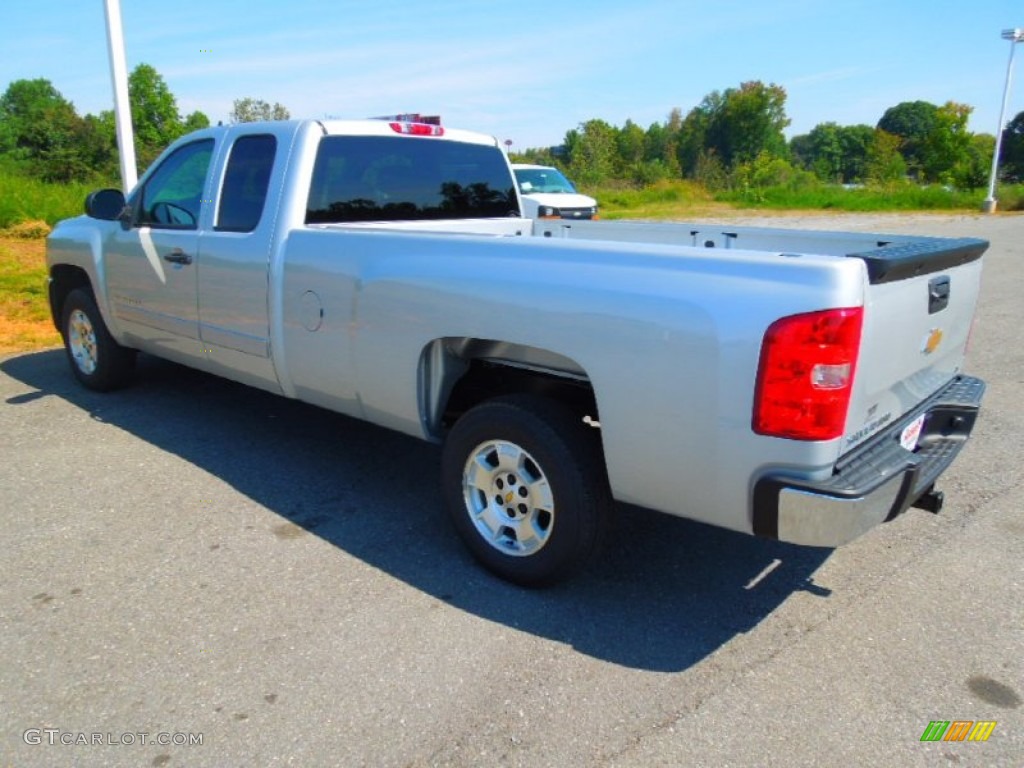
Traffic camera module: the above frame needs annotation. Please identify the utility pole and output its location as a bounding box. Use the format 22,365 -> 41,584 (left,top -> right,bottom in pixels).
103,0 -> 138,191
983,28 -> 1023,214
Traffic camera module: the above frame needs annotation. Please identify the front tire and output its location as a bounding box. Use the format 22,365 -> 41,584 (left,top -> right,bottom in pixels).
441,395 -> 612,586
60,288 -> 136,391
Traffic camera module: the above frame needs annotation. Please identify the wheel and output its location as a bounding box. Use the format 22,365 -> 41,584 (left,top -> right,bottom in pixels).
60,288 -> 136,391
441,395 -> 613,586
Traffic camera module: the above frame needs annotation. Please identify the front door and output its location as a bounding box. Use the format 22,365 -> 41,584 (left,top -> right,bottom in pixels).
105,139 -> 214,346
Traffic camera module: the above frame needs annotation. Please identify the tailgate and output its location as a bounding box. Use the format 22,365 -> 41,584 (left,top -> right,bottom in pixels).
843,236 -> 987,452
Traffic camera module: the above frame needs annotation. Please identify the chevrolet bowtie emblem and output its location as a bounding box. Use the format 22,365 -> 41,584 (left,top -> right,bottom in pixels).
922,328 -> 943,355
505,492 -> 514,504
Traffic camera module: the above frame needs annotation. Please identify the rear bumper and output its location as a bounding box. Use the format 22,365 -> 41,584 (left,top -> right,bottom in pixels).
752,375 -> 985,547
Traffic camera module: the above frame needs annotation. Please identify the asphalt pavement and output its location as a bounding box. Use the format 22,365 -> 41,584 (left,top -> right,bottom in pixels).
1,213 -> 1021,767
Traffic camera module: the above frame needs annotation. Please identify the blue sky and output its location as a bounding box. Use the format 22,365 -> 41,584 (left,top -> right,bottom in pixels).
1,0 -> 1022,150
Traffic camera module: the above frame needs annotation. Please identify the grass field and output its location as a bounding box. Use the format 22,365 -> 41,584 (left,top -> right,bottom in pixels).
592,179 -> 1024,219
0,172 -> 95,229
0,236 -> 60,354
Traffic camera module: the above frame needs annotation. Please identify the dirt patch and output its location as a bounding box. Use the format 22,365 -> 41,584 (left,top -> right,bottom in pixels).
0,236 -> 61,355
1,219 -> 52,239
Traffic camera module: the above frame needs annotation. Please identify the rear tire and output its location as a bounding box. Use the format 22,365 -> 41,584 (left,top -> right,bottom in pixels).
441,395 -> 612,587
60,288 -> 136,391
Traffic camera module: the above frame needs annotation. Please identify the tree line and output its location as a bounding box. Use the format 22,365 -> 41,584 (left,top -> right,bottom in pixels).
0,64 -> 288,185
3,68 -> 1024,193
514,81 -> 1024,191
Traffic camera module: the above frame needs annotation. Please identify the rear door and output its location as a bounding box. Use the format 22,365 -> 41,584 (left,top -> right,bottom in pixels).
197,132 -> 280,356
843,238 -> 986,452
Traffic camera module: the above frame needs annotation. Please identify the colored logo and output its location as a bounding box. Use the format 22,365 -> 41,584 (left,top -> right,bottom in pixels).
920,720 -> 997,742
922,328 -> 943,355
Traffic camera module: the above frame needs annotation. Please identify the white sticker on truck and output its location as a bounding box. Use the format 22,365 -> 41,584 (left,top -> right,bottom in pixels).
899,413 -> 926,452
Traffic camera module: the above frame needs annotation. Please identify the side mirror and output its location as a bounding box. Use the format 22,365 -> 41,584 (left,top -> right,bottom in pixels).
84,188 -> 126,221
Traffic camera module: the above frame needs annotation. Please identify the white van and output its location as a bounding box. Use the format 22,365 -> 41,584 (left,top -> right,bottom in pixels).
512,164 -> 598,220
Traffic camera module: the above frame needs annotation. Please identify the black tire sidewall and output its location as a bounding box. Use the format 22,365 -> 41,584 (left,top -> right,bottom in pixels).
60,288 -> 134,391
441,396 -> 609,586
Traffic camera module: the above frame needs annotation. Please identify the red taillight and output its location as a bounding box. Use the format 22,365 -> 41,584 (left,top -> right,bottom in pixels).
389,121 -> 445,137
753,307 -> 864,441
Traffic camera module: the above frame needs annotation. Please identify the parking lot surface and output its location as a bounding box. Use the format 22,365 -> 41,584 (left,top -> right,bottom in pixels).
1,213 -> 1021,767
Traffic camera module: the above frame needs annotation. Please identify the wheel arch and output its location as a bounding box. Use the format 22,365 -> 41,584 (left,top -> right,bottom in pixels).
48,265 -> 93,332
417,337 -> 600,441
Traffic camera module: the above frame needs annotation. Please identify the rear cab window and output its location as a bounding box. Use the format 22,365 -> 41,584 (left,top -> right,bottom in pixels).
306,136 -> 517,223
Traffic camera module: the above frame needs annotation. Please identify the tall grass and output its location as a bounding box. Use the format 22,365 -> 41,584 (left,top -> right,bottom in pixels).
0,172 -> 95,229
586,178 -> 1024,218
586,180 -> 717,219
714,182 -> 989,212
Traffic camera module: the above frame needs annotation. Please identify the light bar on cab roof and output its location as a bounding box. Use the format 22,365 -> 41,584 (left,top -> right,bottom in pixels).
389,121 -> 445,136
371,113 -> 444,136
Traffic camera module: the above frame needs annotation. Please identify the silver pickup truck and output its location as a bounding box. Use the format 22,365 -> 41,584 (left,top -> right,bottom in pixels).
46,118 -> 986,585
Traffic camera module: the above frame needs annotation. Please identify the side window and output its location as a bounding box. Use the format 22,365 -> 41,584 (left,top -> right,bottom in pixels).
216,134 -> 277,232
136,139 -> 214,229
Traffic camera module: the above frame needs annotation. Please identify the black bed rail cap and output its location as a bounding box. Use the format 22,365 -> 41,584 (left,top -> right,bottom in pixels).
848,237 -> 988,284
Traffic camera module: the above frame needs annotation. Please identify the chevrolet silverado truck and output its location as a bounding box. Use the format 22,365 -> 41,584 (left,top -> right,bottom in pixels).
46,117 -> 987,585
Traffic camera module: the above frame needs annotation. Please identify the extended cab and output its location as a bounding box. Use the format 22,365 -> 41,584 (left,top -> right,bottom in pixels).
46,118 -> 986,585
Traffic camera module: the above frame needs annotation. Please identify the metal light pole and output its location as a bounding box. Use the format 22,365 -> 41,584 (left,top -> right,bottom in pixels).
983,28 -> 1024,214
103,0 -> 138,192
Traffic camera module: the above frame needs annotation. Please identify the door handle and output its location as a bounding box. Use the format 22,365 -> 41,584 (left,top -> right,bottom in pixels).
928,275 -> 950,314
163,249 -> 193,265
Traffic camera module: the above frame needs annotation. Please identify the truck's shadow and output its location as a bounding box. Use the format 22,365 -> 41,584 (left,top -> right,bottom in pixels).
3,350 -> 833,672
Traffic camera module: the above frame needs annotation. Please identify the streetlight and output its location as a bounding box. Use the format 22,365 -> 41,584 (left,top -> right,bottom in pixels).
983,28 -> 1024,214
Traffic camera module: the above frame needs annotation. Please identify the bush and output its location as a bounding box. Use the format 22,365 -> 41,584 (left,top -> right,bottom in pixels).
997,184 -> 1024,211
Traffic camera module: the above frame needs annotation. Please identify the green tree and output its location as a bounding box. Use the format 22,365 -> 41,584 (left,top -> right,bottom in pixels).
129,63 -> 185,167
644,115 -> 681,177
616,119 -> 671,185
707,81 -> 790,167
960,133 -> 995,189
565,119 -> 618,185
865,129 -> 907,183
183,110 -> 211,133
677,82 -> 789,174
229,98 -> 290,123
0,78 -> 93,181
0,79 -> 75,154
877,100 -> 938,178
999,110 -> 1024,183
617,120 -> 646,168
919,101 -> 972,184
678,96 -> 716,176
837,125 -> 874,183
790,122 -> 844,181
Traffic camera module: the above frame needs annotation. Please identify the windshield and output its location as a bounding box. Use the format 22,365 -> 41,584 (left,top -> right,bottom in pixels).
514,167 -> 576,195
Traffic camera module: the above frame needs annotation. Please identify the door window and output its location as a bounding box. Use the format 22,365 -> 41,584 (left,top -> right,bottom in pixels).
136,139 -> 214,229
216,135 -> 277,232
